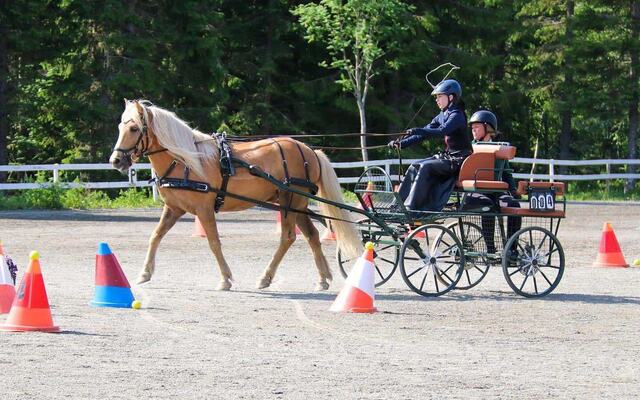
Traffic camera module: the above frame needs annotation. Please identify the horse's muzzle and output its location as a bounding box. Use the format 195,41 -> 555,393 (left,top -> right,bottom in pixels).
109,151 -> 131,174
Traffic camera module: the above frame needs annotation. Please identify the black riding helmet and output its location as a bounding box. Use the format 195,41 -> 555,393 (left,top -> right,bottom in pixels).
431,79 -> 462,99
469,110 -> 498,133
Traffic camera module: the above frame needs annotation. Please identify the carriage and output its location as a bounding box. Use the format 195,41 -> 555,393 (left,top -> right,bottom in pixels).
112,101 -> 565,298
336,142 -> 566,298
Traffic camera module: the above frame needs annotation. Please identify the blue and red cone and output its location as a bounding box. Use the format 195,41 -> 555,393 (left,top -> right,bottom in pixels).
90,243 -> 135,308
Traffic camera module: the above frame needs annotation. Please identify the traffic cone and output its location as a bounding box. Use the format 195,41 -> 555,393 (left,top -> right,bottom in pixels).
321,222 -> 336,242
330,242 -> 378,313
357,181 -> 375,210
275,212 -> 301,235
192,216 -> 207,238
0,251 -> 59,332
90,243 -> 136,308
0,243 -> 16,314
593,222 -> 629,268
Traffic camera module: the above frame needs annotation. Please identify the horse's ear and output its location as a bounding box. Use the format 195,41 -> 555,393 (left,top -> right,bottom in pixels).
123,98 -> 129,106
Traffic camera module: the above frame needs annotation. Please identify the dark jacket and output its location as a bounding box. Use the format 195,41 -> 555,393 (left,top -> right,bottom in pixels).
399,103 -> 472,156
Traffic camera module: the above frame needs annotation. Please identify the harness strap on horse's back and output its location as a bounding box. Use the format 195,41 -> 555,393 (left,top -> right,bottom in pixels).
271,139 -> 319,195
271,139 -> 293,217
213,133 -> 235,212
314,150 -> 322,182
293,141 -> 311,182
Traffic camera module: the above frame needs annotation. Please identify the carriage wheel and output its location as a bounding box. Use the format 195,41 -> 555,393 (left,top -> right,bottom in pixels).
442,221 -> 491,290
501,226 -> 565,298
337,218 -> 399,287
399,224 -> 464,297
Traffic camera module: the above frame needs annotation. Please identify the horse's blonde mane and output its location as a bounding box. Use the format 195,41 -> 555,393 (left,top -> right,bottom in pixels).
123,102 -> 217,178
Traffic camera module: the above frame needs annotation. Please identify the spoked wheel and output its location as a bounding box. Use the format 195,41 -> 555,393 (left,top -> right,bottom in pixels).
337,218 -> 399,287
399,224 -> 464,297
443,221 -> 491,290
502,227 -> 565,298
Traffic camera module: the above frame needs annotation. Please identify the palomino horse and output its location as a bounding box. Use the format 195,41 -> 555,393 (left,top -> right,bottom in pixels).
109,100 -> 362,291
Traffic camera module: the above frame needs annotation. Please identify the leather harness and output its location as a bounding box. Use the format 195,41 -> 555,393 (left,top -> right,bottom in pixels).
155,133 -> 320,214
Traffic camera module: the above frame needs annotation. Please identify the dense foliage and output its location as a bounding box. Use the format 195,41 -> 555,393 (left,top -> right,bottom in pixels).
1,1 -> 638,185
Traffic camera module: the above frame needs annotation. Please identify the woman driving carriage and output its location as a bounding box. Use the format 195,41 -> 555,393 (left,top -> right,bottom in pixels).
388,79 -> 473,212
463,110 -> 521,254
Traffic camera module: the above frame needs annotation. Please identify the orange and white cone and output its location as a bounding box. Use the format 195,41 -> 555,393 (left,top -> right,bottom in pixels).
275,212 -> 301,235
0,251 -> 59,332
330,242 -> 378,313
0,242 -> 16,314
321,222 -> 336,242
192,216 -> 207,238
357,181 -> 375,210
593,222 -> 629,268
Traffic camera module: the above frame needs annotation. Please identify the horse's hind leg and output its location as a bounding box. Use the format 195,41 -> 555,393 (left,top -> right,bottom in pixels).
138,205 -> 185,284
257,209 -> 297,289
197,210 -> 233,291
296,214 -> 332,291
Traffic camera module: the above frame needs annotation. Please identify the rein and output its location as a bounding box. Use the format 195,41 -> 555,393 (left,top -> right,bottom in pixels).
152,158 -> 357,225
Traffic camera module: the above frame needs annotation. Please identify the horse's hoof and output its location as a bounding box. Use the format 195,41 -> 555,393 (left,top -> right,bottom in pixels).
137,272 -> 151,285
315,281 -> 330,291
216,280 -> 232,291
256,276 -> 272,289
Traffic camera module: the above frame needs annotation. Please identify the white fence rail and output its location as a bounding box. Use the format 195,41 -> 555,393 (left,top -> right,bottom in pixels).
1,157 -> 639,194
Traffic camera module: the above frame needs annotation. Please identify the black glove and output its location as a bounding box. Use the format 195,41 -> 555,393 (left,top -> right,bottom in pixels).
388,139 -> 400,150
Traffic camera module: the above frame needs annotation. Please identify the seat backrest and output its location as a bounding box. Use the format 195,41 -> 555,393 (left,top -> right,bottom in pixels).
472,143 -> 517,160
457,152 -> 495,182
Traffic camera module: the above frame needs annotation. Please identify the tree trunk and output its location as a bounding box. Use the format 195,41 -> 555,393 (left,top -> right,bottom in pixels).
357,98 -> 368,162
625,1 -> 640,193
559,0 -> 574,174
0,12 -> 8,183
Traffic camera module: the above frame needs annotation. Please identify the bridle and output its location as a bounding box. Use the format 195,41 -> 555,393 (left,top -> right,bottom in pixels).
113,100 -> 167,163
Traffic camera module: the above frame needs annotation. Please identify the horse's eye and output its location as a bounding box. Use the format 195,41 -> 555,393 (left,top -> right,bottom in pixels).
130,126 -> 139,132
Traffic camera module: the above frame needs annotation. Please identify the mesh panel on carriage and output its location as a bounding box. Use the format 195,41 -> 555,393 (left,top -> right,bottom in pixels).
354,167 -> 402,213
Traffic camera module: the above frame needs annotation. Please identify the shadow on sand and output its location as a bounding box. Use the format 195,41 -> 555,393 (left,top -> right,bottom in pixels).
230,288 -> 640,306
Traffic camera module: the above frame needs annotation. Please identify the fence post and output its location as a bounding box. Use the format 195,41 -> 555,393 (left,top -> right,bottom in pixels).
53,164 -> 59,183
128,168 -> 136,185
549,160 -> 555,183
151,170 -> 158,202
606,162 -> 611,196
384,162 -> 391,191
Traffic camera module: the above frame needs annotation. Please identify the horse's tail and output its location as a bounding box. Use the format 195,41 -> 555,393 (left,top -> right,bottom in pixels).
314,150 -> 363,259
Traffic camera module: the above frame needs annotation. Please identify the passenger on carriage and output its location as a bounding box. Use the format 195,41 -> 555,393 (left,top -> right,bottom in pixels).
463,110 -> 521,254
388,79 -> 473,213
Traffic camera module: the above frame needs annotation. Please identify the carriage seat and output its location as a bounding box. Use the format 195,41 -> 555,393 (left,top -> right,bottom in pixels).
456,143 -> 517,191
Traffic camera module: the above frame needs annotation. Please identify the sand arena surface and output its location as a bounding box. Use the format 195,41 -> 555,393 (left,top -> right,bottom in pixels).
0,203 -> 639,399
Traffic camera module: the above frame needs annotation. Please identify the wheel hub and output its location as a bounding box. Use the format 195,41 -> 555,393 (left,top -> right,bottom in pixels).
518,245 -> 543,276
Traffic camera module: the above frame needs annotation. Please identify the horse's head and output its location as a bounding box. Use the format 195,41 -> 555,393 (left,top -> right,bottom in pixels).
110,99 -> 155,173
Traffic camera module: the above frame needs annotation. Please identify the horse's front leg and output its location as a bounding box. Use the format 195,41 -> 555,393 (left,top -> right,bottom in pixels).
138,205 -> 185,284
197,210 -> 233,291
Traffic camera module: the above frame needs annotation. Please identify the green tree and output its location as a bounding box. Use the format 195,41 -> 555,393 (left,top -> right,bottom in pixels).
292,0 -> 414,161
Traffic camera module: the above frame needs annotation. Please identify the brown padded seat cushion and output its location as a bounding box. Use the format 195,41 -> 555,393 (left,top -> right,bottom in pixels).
460,180 -> 509,190
500,207 -> 565,218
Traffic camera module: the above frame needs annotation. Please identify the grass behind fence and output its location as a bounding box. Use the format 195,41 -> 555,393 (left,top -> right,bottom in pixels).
0,180 -> 639,211
0,186 -> 160,210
